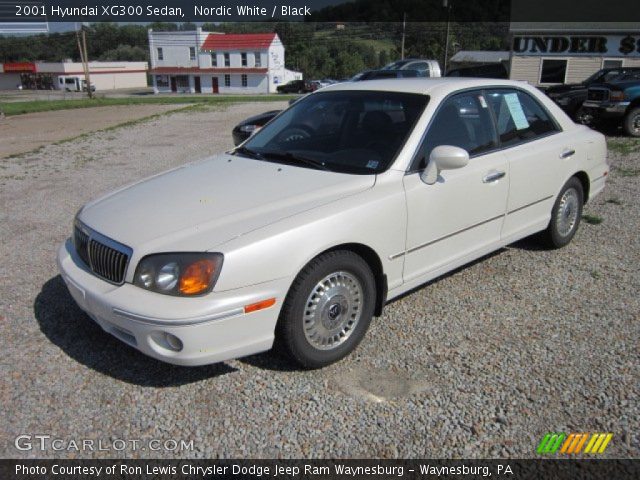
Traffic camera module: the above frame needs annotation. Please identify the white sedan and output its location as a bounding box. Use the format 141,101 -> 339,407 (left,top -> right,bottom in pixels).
58,78 -> 608,368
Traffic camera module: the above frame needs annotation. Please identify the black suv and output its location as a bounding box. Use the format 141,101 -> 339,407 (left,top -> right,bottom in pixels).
545,67 -> 640,123
276,80 -> 310,94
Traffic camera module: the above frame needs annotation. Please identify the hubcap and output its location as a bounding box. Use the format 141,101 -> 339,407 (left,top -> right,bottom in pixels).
556,188 -> 579,237
303,271 -> 363,350
632,114 -> 640,134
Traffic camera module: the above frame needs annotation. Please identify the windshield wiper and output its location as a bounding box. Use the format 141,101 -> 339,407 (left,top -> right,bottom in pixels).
233,146 -> 265,160
260,150 -> 330,171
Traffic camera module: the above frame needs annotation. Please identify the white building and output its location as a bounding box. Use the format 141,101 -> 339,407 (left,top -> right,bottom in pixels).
148,28 -> 302,94
0,61 -> 148,91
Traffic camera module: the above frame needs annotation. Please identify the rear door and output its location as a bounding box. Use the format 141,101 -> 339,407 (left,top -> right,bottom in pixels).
483,88 -> 566,242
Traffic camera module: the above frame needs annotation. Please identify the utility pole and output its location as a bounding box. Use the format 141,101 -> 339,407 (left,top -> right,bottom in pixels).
443,0 -> 452,74
76,23 -> 93,99
401,12 -> 406,60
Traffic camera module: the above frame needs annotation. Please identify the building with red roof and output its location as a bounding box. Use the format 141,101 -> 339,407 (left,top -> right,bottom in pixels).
148,28 -> 302,94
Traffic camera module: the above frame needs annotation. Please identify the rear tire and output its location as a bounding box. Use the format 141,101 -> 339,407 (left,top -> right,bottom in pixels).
277,251 -> 376,369
623,107 -> 640,137
542,177 -> 584,249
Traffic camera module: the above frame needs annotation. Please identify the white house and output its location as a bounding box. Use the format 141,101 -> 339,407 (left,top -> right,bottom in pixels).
148,28 -> 302,94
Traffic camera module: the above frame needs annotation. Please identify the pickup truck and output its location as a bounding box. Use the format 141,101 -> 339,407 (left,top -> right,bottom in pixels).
582,78 -> 640,137
545,67 -> 640,124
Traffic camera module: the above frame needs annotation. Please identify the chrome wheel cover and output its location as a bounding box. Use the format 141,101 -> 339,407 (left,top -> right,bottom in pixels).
556,187 -> 579,237
303,271 -> 363,350
632,113 -> 640,135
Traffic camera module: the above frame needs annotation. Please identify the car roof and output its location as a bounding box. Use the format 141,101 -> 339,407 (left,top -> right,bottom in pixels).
321,77 -> 535,96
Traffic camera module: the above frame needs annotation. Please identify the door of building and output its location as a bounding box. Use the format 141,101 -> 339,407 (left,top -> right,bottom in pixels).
212,77 -> 219,94
170,77 -> 177,92
194,76 -> 201,93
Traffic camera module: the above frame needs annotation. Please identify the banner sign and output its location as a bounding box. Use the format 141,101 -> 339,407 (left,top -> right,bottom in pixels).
513,35 -> 640,57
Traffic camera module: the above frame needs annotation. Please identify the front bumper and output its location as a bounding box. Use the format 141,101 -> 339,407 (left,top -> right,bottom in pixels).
57,239 -> 288,366
582,100 -> 630,118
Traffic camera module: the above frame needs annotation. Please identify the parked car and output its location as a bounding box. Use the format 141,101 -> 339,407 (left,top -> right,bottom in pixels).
58,78 -> 608,369
355,69 -> 425,81
382,58 -> 442,77
446,63 -> 508,79
582,77 -> 640,137
545,67 -> 640,124
276,79 -> 310,94
232,110 -> 281,146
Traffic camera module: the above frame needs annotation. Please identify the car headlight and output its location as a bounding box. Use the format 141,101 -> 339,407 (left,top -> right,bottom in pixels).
239,124 -> 258,133
133,253 -> 223,296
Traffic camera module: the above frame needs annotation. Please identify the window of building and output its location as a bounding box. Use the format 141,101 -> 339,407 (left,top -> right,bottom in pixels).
241,52 -> 247,67
485,89 -> 559,148
254,52 -> 261,67
224,53 -> 230,67
241,74 -> 248,87
176,76 -> 190,88
224,74 -> 231,87
189,47 -> 196,61
539,59 -> 567,84
211,52 -> 217,67
602,59 -> 623,69
157,48 -> 163,61
155,75 -> 169,87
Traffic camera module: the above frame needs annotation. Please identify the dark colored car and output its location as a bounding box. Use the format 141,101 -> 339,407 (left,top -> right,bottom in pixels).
582,77 -> 640,137
445,63 -> 508,79
354,69 -> 425,81
232,110 -> 281,145
545,67 -> 640,123
276,79 -> 310,94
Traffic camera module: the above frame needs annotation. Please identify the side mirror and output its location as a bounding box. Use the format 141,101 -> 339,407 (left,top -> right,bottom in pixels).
420,145 -> 470,185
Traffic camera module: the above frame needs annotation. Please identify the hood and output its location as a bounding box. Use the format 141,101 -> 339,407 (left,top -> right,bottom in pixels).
545,83 -> 584,95
78,153 -> 375,253
237,110 -> 281,127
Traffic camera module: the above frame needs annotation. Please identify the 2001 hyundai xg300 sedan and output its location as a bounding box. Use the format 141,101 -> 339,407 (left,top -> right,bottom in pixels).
58,78 -> 608,368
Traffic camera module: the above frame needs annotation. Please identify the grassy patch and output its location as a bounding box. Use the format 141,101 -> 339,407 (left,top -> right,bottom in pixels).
0,94 -> 294,116
582,214 -> 603,225
607,138 -> 640,155
590,270 -> 601,279
605,197 -> 623,205
615,166 -> 640,177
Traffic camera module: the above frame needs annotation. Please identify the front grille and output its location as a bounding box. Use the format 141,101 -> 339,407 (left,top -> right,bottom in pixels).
587,88 -> 609,102
74,223 -> 131,284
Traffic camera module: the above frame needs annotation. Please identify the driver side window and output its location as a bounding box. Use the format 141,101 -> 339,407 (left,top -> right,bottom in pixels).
411,90 -> 497,171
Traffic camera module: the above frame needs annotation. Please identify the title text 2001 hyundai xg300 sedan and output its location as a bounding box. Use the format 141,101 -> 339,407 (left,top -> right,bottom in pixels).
58,78 -> 608,368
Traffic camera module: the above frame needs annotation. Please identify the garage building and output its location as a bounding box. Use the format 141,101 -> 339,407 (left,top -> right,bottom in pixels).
509,22 -> 640,87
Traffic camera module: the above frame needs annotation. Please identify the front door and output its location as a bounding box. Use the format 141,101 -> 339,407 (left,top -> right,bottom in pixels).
212,77 -> 219,94
170,77 -> 177,92
194,76 -> 201,93
402,90 -> 509,284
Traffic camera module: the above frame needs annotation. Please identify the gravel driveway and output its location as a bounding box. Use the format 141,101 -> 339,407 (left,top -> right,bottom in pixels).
1,103 -> 638,459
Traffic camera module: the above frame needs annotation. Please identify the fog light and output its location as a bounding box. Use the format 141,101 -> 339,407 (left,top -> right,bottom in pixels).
164,332 -> 183,351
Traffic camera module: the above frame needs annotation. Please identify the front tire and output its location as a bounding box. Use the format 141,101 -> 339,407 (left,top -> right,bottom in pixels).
277,251 -> 376,369
542,177 -> 584,248
623,107 -> 640,137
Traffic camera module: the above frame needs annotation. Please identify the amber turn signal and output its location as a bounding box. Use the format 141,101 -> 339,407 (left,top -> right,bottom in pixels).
179,259 -> 216,295
244,298 -> 276,314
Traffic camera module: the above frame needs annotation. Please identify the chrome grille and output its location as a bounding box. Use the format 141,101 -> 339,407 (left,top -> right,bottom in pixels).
73,223 -> 132,285
587,88 -> 609,102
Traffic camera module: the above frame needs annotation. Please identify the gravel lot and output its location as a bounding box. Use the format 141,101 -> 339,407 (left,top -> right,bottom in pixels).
1,102 -> 638,459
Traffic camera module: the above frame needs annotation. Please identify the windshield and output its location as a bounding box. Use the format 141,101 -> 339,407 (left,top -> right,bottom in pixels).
241,90 -> 429,174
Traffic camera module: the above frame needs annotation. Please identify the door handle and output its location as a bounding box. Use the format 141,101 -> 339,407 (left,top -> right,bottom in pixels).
560,149 -> 575,159
483,171 -> 506,183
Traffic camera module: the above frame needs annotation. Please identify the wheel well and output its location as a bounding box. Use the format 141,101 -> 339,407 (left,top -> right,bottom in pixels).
629,98 -> 640,111
573,171 -> 590,204
325,243 -> 387,317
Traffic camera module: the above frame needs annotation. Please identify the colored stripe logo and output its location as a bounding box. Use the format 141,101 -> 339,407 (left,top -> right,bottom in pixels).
537,433 -> 612,454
